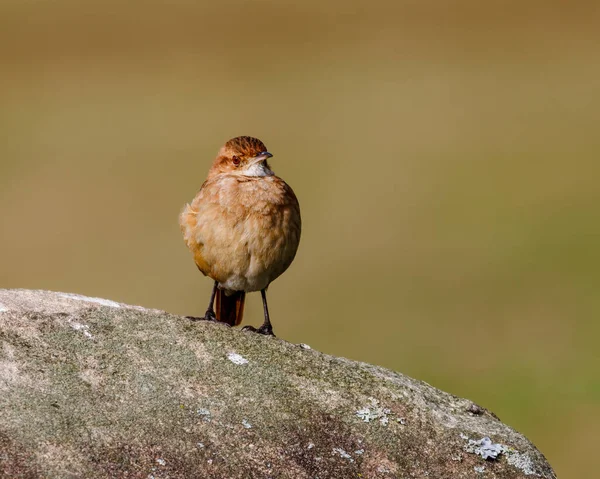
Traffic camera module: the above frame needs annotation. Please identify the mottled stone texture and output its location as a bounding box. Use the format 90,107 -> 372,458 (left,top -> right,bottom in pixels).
0,290 -> 556,479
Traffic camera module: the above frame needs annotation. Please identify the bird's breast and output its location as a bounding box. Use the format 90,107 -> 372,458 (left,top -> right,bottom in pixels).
181,175 -> 301,292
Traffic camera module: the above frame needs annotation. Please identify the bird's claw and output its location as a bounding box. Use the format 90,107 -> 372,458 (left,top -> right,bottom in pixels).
242,325 -> 275,337
187,310 -> 217,322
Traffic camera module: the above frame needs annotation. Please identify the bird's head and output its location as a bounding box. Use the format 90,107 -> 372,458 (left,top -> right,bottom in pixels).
209,136 -> 274,178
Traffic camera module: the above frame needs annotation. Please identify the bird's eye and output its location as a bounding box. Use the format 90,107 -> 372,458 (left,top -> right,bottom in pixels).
232,155 -> 240,166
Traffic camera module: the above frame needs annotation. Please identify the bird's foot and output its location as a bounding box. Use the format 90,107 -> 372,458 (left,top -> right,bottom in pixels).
242,324 -> 275,337
187,309 -> 217,322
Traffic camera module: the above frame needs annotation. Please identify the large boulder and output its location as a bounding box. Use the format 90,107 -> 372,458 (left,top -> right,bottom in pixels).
0,289 -> 556,478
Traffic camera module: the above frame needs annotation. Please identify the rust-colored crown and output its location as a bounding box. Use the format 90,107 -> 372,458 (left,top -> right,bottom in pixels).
225,136 -> 268,157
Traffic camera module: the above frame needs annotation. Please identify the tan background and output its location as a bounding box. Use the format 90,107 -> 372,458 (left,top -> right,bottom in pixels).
1,1 -> 598,476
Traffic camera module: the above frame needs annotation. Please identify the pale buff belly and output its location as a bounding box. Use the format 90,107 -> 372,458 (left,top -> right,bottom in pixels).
182,202 -> 300,293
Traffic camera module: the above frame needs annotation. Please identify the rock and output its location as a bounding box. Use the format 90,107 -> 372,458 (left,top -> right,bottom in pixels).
0,289 -> 556,478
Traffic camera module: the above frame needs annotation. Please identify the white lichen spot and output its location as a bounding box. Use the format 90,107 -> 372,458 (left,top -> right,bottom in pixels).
197,408 -> 211,421
299,343 -> 311,350
0,303 -> 9,313
507,451 -> 541,476
59,293 -> 122,308
332,448 -> 354,462
462,434 -> 540,475
465,437 -> 509,460
242,419 -> 252,429
356,397 -> 391,425
227,352 -> 249,365
70,322 -> 94,339
356,407 -> 372,421
474,465 -> 486,473
197,442 -> 204,448
155,458 -> 166,466
354,449 -> 364,455
307,442 -> 315,449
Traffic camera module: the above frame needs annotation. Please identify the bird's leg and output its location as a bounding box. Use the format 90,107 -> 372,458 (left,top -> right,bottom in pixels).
187,281 -> 218,322
243,289 -> 275,336
258,289 -> 275,335
202,281 -> 219,321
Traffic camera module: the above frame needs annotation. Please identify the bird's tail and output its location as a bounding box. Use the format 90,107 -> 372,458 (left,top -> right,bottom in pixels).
215,289 -> 246,326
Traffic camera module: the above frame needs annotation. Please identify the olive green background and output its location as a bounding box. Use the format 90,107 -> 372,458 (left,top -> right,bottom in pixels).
1,1 -> 598,477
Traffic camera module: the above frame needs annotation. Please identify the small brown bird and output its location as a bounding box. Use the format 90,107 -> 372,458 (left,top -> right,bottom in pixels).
180,136 -> 301,336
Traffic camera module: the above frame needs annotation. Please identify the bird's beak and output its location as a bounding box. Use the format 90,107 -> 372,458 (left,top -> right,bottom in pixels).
251,151 -> 273,164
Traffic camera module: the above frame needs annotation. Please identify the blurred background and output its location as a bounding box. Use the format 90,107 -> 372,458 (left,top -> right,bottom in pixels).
1,0 -> 598,476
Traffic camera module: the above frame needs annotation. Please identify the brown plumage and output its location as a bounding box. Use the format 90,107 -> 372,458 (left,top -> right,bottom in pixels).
180,136 -> 301,335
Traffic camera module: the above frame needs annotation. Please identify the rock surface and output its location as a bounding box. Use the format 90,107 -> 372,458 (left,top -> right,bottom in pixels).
0,289 -> 556,478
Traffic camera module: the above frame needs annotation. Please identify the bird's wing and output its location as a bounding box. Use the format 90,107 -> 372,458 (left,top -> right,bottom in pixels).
180,198 -> 211,276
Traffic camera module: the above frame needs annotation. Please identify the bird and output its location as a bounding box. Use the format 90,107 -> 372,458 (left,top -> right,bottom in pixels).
180,136 -> 301,336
